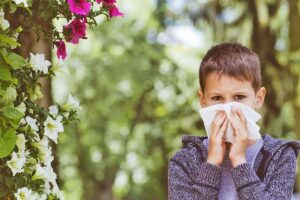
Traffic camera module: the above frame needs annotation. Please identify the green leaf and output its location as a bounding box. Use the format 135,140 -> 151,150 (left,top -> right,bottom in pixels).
0,65 -> 12,81
3,52 -> 26,69
1,107 -> 24,120
0,129 -> 16,158
9,3 -> 17,13
0,86 -> 15,108
15,102 -> 26,114
5,85 -> 17,102
12,26 -> 23,35
0,34 -> 20,48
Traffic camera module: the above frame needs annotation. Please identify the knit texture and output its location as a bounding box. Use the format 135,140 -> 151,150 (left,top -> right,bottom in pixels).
168,133 -> 300,200
203,138 -> 263,199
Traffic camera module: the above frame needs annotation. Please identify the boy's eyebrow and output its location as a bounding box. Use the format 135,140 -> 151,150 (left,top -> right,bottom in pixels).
207,91 -> 249,96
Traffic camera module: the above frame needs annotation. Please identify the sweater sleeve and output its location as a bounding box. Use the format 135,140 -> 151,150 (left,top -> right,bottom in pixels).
168,159 -> 221,200
231,146 -> 297,200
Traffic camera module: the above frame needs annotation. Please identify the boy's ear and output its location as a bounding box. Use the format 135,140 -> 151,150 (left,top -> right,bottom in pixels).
255,87 -> 266,109
198,89 -> 206,108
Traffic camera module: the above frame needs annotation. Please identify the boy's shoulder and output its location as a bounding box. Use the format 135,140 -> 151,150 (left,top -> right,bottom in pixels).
169,134 -> 208,164
261,133 -> 300,157
169,134 -> 208,177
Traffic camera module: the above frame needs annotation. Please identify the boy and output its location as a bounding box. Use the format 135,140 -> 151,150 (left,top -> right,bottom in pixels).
168,43 -> 300,199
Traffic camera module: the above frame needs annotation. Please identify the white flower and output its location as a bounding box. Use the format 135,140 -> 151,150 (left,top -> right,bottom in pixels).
32,163 -> 48,181
41,148 -> 53,166
0,18 -> 10,30
33,163 -> 61,199
14,187 -> 37,200
63,94 -> 82,111
44,116 -> 64,144
16,134 -> 26,151
49,105 -> 58,116
32,163 -> 58,189
6,151 -> 26,176
44,181 -> 51,194
30,53 -> 51,74
13,0 -> 29,7
0,9 -> 4,18
36,193 -> 47,200
13,32 -> 19,39
62,111 -> 69,118
0,9 -> 10,30
33,136 -> 48,150
33,137 -> 53,166
19,118 -> 26,125
52,182 -> 64,200
44,164 -> 57,183
25,116 -> 39,132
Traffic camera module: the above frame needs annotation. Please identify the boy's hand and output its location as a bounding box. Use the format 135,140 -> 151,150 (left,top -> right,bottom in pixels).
206,110 -> 228,167
228,107 -> 248,167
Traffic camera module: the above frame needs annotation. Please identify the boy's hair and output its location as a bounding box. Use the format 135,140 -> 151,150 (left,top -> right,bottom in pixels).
199,43 -> 261,93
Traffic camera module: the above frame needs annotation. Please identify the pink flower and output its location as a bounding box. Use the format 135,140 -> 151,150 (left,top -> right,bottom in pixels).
55,41 -> 67,60
67,0 -> 91,16
109,5 -> 124,17
63,18 -> 87,44
95,0 -> 124,18
96,0 -> 116,5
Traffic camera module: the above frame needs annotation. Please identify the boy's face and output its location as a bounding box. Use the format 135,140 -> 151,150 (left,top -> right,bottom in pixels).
198,73 -> 266,110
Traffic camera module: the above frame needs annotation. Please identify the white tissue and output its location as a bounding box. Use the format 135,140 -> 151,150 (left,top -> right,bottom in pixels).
199,101 -> 261,143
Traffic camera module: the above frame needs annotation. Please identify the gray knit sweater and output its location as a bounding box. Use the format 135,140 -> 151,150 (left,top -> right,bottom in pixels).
168,133 -> 300,200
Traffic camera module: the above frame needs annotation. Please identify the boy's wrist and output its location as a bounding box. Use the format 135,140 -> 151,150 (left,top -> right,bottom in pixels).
206,157 -> 222,167
231,157 -> 247,167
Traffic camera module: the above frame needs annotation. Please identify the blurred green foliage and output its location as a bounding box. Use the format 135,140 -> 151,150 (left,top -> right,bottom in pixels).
53,0 -> 300,199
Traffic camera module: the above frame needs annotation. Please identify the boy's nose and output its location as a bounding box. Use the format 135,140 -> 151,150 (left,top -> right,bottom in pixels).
223,99 -> 233,104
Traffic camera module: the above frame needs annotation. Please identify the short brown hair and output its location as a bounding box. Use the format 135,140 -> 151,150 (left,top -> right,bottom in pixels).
199,43 -> 261,93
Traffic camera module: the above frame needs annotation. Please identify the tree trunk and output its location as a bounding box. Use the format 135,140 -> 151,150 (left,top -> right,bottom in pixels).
248,0 -> 300,193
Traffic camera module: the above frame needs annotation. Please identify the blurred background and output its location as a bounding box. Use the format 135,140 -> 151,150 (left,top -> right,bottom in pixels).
48,0 -> 300,199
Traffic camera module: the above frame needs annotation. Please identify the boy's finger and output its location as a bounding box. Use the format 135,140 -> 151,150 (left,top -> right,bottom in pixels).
233,108 -> 248,136
228,117 -> 236,130
230,109 -> 244,128
212,111 -> 226,128
217,118 -> 228,138
230,108 -> 236,118
235,108 -> 247,126
211,112 -> 226,137
228,116 -> 241,135
212,110 -> 221,123
229,113 -> 248,139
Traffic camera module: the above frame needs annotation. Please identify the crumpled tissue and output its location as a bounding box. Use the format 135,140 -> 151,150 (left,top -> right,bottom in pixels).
199,101 -> 261,143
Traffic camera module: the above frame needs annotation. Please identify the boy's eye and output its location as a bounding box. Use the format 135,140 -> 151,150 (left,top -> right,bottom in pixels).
234,95 -> 246,100
211,96 -> 222,101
